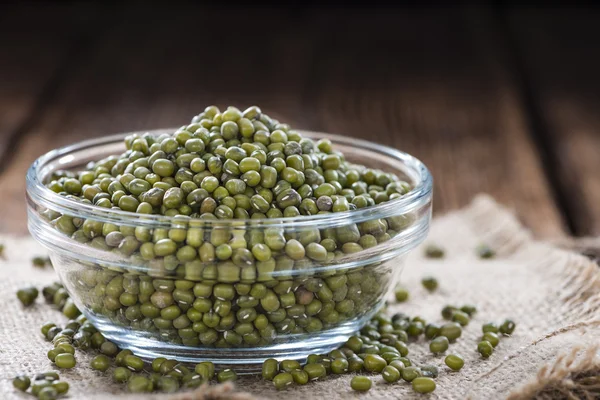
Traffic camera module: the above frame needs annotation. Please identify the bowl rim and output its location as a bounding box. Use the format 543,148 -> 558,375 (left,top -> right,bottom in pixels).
27,129 -> 433,229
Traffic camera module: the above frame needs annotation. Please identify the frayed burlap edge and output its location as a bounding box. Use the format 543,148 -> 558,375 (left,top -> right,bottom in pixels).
502,253 -> 600,400
468,196 -> 600,400
507,345 -> 600,400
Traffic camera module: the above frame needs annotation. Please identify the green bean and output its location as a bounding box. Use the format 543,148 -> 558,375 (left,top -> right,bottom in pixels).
100,341 -> 119,357
54,353 -> 76,369
401,366 -> 422,382
194,362 -> 215,380
460,304 -> 477,316
430,336 -> 449,354
113,367 -> 132,382
262,358 -> 278,380
158,376 -> 180,393
500,319 -> 516,335
33,256 -> 49,267
350,376 -> 372,391
439,322 -> 462,341
91,355 -> 111,372
128,375 -> 153,393
17,286 -> 38,306
291,369 -> 308,385
331,358 -> 349,374
382,365 -> 401,383
445,354 -> 465,371
31,380 -> 53,396
124,355 -> 144,372
452,310 -> 470,326
115,349 -> 133,367
482,331 -> 500,347
273,372 -> 293,390
12,375 -> 30,391
41,322 -> 57,336
217,369 -> 237,382
478,340 -> 494,358
303,363 -> 326,381
389,359 -> 405,371
425,323 -> 440,339
412,377 -> 436,393
363,354 -> 387,373
394,286 -> 409,302
424,244 -> 444,258
482,322 -> 500,334
421,276 -> 438,292
477,244 -> 495,259
52,381 -> 69,394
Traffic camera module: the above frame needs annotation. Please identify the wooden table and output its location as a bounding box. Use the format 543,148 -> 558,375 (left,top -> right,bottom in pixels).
1,3 -> 598,238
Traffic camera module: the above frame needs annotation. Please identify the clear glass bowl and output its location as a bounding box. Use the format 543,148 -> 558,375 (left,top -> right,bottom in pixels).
26,129 -> 432,368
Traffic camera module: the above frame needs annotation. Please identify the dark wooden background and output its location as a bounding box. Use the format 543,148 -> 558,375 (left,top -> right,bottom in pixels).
1,2 -> 599,238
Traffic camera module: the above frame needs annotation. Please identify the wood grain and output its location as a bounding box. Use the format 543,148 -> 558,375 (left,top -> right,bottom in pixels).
0,5 -> 317,233
0,4 -> 566,237
303,6 -> 566,237
507,8 -> 600,236
0,3 -> 100,170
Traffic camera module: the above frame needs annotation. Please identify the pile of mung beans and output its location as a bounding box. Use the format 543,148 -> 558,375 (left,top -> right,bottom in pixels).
15,106 -> 517,397
40,105 -> 414,350
12,372 -> 69,400
16,277 -> 516,397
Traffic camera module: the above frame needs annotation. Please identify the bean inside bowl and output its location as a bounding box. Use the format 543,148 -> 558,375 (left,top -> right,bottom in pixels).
27,120 -> 431,368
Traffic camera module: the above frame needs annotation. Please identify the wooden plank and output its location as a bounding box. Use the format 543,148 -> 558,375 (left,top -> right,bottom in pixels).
0,5 -> 317,233
302,6 -> 566,237
0,5 -> 565,238
0,3 -> 99,170
507,7 -> 600,236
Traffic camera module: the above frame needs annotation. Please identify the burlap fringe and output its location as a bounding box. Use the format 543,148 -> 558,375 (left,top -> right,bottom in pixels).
553,237 -> 600,263
166,383 -> 259,400
466,196 -> 600,399
507,345 -> 600,400
503,237 -> 600,400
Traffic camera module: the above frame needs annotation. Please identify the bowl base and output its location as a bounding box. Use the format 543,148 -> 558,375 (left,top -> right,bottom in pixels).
88,312 -> 377,372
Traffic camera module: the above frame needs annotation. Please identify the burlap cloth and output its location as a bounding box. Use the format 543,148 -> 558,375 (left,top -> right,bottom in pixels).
1,195 -> 599,399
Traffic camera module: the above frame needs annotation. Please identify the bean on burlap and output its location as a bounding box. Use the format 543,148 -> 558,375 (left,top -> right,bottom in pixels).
1,195 -> 599,399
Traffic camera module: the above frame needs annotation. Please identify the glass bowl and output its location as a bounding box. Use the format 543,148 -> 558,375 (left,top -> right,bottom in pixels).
26,129 -> 432,368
